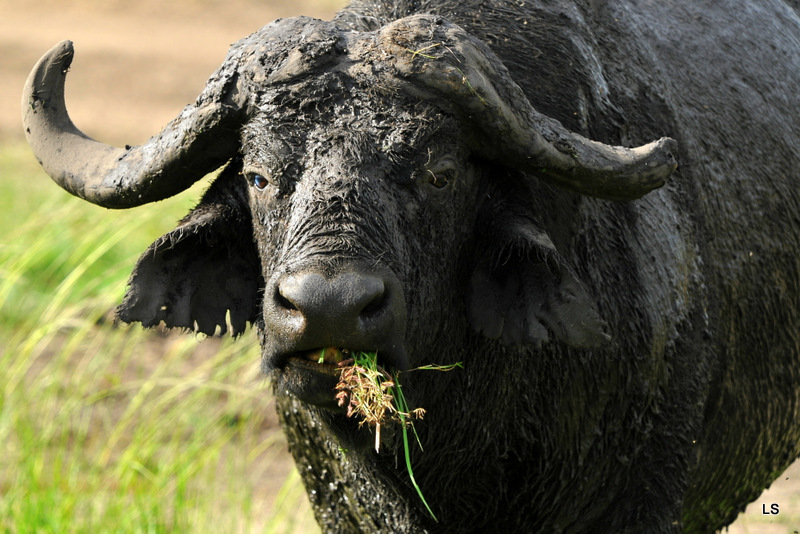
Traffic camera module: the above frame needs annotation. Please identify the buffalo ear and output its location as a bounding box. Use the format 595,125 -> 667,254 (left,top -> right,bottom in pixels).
467,203 -> 610,348
117,160 -> 261,336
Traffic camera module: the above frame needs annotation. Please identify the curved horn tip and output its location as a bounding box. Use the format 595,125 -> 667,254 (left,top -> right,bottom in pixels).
537,134 -> 680,202
22,40 -> 76,130
46,39 -> 75,66
641,137 -> 678,163
639,136 -> 680,187
598,135 -> 679,201
24,39 -> 75,93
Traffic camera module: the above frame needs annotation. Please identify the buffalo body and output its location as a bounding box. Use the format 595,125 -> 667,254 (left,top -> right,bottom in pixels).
22,0 -> 800,532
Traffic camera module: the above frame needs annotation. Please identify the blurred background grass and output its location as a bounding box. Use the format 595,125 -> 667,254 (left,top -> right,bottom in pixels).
1,0 -> 798,532
0,143 -> 320,532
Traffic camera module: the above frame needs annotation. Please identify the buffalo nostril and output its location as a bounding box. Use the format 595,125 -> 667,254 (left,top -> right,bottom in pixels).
275,286 -> 299,312
360,287 -> 387,318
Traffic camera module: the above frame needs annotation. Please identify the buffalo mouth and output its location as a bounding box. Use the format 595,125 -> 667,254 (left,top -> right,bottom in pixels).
274,346 -> 407,409
287,347 -> 351,375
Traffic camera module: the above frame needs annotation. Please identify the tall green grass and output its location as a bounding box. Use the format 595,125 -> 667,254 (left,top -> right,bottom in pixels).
0,142 -> 318,533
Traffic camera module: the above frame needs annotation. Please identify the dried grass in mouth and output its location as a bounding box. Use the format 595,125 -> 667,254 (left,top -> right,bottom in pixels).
334,352 -> 426,453
333,350 -> 462,522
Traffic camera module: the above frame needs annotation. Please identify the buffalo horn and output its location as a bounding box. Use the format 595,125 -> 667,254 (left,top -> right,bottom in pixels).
381,16 -> 677,201
22,40 -> 243,209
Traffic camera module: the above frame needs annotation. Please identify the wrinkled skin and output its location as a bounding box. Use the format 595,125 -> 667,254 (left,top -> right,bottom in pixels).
21,0 -> 800,532
243,86 -> 484,398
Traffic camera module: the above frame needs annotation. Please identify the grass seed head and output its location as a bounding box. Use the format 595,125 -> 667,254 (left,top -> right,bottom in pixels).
333,350 -> 461,522
334,352 -> 451,432
335,357 -> 397,428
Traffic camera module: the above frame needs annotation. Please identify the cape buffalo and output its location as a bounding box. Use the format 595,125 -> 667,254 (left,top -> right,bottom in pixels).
22,0 -> 800,532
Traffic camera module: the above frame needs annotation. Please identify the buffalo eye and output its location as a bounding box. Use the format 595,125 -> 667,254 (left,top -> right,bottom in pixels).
248,173 -> 269,191
428,172 -> 449,189
425,157 -> 456,189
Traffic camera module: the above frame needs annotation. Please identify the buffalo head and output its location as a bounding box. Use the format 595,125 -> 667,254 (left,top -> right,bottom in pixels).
23,14 -> 676,414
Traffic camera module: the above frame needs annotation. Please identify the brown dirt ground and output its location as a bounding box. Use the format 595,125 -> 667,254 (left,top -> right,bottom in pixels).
2,0 -> 798,531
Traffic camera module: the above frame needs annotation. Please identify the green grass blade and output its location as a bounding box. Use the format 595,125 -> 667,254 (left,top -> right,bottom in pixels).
393,375 -> 437,522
